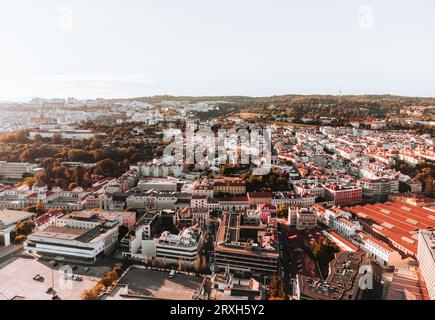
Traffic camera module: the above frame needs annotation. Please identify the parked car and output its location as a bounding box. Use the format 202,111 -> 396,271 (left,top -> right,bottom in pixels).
46,287 -> 53,294
169,269 -> 176,278
72,275 -> 83,281
33,274 -> 44,282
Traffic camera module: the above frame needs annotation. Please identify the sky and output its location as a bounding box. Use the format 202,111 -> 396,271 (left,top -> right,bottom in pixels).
1,0 -> 435,101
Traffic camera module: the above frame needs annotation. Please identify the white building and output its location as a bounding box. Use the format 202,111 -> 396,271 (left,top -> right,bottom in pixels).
333,217 -> 362,239
24,212 -> 119,263
0,161 -> 40,180
0,209 -> 34,246
142,226 -> 203,265
360,235 -> 403,267
137,178 -> 178,192
417,230 -> 435,300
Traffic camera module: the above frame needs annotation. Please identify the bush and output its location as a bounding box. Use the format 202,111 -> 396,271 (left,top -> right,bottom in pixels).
15,235 -> 27,243
100,277 -> 113,287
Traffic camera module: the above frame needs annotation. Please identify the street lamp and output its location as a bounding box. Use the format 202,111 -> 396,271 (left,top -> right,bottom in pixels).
49,260 -> 56,299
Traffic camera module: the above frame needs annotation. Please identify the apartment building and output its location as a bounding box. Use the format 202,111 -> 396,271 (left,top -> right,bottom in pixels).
417,230 -> 435,300
288,207 -> 317,230
141,225 -> 203,265
214,212 -> 279,275
325,184 -> 362,206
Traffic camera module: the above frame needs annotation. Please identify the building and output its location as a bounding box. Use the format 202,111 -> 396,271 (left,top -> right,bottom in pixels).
417,230 -> 435,300
332,217 -> 362,239
190,207 -> 210,227
386,266 -> 430,300
142,225 -> 203,265
100,266 -> 204,300
288,207 -> 317,230
191,195 -> 207,208
0,209 -> 34,246
247,192 -> 272,207
272,192 -> 316,208
0,161 -> 39,180
137,178 -> 178,192
214,212 -> 279,275
29,129 -> 98,140
293,183 -> 325,198
121,210 -> 161,259
322,231 -> 359,252
209,273 -> 264,300
218,196 -> 250,211
357,178 -> 399,198
213,180 -> 246,196
325,185 -> 362,206
24,211 -> 120,263
296,252 -> 372,300
356,232 -> 403,267
347,201 -> 435,257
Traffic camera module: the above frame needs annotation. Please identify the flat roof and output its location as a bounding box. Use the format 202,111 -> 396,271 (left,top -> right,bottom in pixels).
0,209 -> 33,228
110,267 -> 203,300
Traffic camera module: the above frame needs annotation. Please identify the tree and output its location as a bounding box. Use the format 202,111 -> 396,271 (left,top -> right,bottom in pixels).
81,289 -> 98,300
67,149 -> 93,162
201,256 -> 208,274
267,274 -> 287,300
16,220 -> 35,236
276,203 -> 287,217
100,277 -> 113,287
177,258 -> 185,272
113,266 -> 123,277
36,198 -> 46,216
194,256 -> 201,274
95,159 -> 119,177
15,234 -> 27,244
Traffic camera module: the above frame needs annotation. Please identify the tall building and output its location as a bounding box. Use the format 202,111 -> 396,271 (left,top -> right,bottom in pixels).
214,212 -> 279,275
417,230 -> 435,300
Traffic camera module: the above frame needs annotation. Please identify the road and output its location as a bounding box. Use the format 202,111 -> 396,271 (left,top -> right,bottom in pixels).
277,222 -> 292,295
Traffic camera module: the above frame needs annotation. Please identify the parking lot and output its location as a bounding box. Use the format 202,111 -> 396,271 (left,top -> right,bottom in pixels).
0,257 -> 101,300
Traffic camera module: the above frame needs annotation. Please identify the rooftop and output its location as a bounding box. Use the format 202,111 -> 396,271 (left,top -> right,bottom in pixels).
103,266 -> 203,300
347,201 -> 435,255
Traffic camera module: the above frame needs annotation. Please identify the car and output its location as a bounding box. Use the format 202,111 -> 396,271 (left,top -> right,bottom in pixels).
46,287 -> 53,294
84,267 -> 90,273
33,274 -> 44,282
72,266 -> 78,271
72,275 -> 83,281
169,270 -> 176,278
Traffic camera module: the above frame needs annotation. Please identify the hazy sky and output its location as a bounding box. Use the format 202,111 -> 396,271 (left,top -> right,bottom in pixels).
1,0 -> 435,100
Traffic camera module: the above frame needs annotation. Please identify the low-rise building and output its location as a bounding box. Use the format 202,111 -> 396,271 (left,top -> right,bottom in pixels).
0,209 -> 34,246
296,252 -> 372,300
24,211 -> 120,263
288,207 -> 317,230
325,184 -> 362,206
